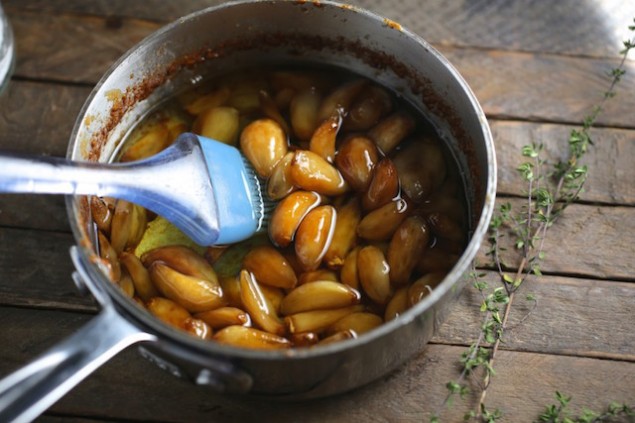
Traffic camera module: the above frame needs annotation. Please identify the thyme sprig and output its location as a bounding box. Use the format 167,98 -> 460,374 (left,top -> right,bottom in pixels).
537,391 -> 634,423
431,18 -> 635,423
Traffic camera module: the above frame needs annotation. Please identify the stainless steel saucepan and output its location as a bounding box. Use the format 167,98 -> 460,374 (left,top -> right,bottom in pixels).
0,1 -> 496,421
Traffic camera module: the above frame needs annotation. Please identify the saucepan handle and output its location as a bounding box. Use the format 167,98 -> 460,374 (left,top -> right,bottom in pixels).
0,304 -> 156,423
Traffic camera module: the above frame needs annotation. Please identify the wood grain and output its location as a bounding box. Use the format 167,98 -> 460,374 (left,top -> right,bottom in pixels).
0,201 -> 631,315
0,306 -> 632,422
1,89 -> 634,233
0,228 -> 94,311
4,7 -> 635,128
0,225 -> 633,359
0,200 -> 630,312
0,80 -> 91,156
0,194 -> 69,233
5,0 -> 634,59
1,119 -> 632,234
477,199 -> 635,281
0,2 -> 633,422
492,121 -> 635,206
440,47 -> 635,128
7,9 -> 159,84
0,79 -> 91,233
432,271 -> 635,361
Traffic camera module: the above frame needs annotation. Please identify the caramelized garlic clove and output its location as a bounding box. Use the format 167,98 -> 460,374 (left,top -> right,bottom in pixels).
317,329 -> 357,345
120,251 -> 159,301
218,275 -> 244,309
268,190 -> 322,248
110,200 -> 147,255
192,106 -> 240,145
242,245 -> 298,289
294,205 -> 337,271
141,245 -> 218,284
195,306 -> 251,330
357,198 -> 410,241
309,108 -> 342,163
267,151 -> 296,201
280,281 -> 361,316
90,196 -> 115,235
357,245 -> 393,305
183,317 -> 213,340
239,270 -> 286,336
117,270 -> 135,298
120,124 -> 170,162
258,90 -> 291,136
340,246 -> 361,290
240,118 -> 288,178
362,157 -> 400,211
387,216 -> 431,287
214,325 -> 291,350
325,312 -> 383,336
408,272 -> 446,306
290,331 -> 320,347
334,135 -> 379,192
284,305 -> 364,334
317,79 -> 367,121
343,84 -> 393,131
323,197 -> 361,269
183,86 -> 231,116
97,231 -> 121,282
427,212 -> 465,244
384,286 -> 410,321
297,269 -> 339,285
367,111 -> 415,154
149,262 -> 225,313
290,150 -> 349,196
393,138 -> 447,203
291,87 -> 322,141
146,297 -> 192,329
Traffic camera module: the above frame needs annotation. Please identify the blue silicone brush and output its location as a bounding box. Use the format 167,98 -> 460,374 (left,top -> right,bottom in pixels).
0,133 -> 271,245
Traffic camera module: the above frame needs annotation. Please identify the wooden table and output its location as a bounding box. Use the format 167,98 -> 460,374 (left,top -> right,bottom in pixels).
1,1 -> 634,421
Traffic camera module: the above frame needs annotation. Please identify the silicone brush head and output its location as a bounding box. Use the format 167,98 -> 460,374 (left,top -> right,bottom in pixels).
196,134 -> 273,244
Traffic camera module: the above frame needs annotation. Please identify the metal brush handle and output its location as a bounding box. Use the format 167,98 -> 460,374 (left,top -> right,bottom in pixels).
0,134 -> 220,245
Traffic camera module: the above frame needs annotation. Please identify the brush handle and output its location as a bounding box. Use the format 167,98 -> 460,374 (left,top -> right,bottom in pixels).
0,150 -> 179,197
0,134 -> 221,245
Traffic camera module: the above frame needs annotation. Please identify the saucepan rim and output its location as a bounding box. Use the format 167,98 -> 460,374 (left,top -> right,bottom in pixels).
65,0 -> 497,361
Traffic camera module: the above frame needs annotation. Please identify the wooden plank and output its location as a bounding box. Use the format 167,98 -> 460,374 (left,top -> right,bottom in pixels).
0,228 -> 95,311
1,118 -> 633,233
39,417 -> 119,423
0,80 -> 89,232
477,199 -> 635,281
1,260 -> 633,362
39,417 -> 116,423
1,88 -> 632,237
0,199 -> 632,313
492,121 -> 635,206
2,0 -> 225,23
0,80 -> 92,156
0,91 -> 633,235
6,9 -> 159,84
0,307 -> 632,422
4,0 -> 634,59
440,47 -> 635,128
4,8 -> 635,128
432,271 -> 635,361
0,194 -> 70,233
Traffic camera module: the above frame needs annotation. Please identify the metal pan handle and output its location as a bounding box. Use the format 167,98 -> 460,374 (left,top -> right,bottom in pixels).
0,245 -> 158,423
0,304 -> 156,423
